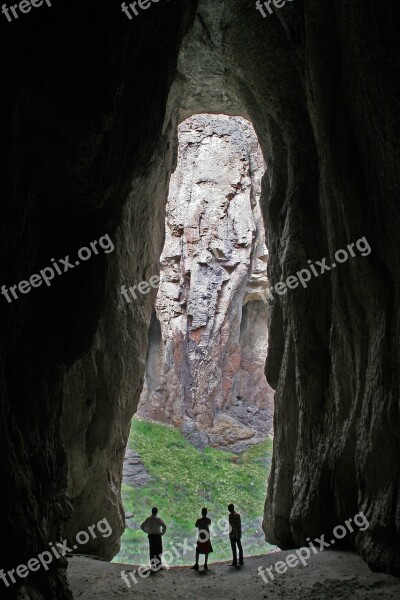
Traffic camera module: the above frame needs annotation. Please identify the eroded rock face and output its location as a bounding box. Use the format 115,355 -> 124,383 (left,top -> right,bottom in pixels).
123,450 -> 151,488
137,114 -> 274,448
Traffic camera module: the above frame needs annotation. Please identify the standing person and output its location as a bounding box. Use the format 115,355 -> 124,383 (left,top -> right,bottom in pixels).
228,503 -> 243,567
141,507 -> 167,572
191,507 -> 213,571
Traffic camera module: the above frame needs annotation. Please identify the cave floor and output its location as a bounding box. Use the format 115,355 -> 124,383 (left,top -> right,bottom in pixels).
68,550 -> 400,599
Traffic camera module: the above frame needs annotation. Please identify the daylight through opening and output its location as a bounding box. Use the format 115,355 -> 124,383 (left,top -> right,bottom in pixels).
118,114 -> 275,566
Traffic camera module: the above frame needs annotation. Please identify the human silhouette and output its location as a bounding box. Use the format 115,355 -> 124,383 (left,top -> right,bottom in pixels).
140,507 -> 167,571
228,503 -> 243,567
191,507 -> 213,571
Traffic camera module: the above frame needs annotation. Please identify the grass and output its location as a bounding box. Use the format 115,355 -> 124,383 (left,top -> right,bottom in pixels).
114,418 -> 275,565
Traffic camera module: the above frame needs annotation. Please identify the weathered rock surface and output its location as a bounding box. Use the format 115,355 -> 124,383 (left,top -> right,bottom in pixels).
123,450 -> 151,488
137,114 -> 274,448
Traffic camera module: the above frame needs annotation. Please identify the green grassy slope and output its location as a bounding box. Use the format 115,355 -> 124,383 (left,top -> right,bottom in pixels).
114,418 -> 275,566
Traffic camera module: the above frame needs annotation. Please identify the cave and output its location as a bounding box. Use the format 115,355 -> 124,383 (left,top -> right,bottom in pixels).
1,0 -> 400,598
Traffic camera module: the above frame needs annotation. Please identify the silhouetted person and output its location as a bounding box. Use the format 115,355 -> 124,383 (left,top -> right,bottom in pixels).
191,507 -> 213,571
228,503 -> 243,567
141,507 -> 167,571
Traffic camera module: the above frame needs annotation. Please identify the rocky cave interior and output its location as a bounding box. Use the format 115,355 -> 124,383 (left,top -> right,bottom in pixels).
1,0 -> 399,598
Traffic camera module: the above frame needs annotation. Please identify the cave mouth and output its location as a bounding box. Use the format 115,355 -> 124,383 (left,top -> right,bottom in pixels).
117,114 -> 275,566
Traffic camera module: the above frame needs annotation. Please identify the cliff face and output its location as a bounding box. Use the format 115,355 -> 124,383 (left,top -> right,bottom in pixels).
137,114 -> 274,449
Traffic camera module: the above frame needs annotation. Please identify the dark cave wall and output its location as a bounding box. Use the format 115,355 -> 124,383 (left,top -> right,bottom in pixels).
221,0 -> 400,575
60,105 -> 181,560
0,1 -> 198,598
164,0 -> 399,577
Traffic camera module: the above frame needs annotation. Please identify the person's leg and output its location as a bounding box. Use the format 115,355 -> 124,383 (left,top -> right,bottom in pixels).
204,553 -> 209,569
149,535 -> 162,570
155,535 -> 163,569
149,535 -> 155,563
237,539 -> 244,565
230,539 -> 237,565
192,548 -> 199,569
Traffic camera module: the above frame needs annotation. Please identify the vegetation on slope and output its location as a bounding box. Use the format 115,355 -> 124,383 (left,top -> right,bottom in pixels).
115,418 -> 274,566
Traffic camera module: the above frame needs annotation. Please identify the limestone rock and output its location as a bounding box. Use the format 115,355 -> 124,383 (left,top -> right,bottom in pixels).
123,450 -> 151,488
137,114 -> 274,448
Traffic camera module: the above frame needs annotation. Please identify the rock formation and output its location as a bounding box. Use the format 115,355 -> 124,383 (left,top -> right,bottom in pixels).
1,0 -> 399,598
137,114 -> 274,449
123,450 -> 150,488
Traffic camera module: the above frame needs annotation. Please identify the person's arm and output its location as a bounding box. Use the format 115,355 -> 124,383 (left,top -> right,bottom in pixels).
140,518 -> 148,533
237,515 -> 242,538
160,519 -> 167,536
232,514 -> 239,538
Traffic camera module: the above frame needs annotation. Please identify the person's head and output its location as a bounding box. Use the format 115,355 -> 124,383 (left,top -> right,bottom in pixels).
201,507 -> 208,517
228,503 -> 234,513
152,507 -> 158,515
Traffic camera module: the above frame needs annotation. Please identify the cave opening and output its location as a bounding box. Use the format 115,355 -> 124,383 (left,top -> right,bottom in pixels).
2,2 -> 400,598
117,113 -> 275,566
